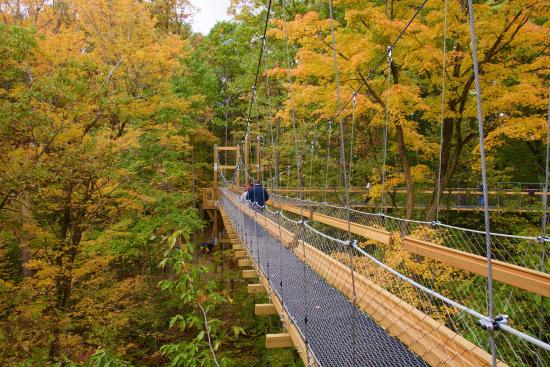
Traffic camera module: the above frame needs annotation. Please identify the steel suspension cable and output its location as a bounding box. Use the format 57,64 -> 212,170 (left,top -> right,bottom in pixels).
466,0 -> 497,364
381,51 -> 391,213
327,1 -> 357,364
347,93 -> 357,194
542,84 -> 550,240
280,0 -> 303,211
242,0 -> 273,181
324,121 -> 333,202
537,84 -> 550,367
328,0 -> 348,195
281,2 -> 310,364
435,0 -> 448,222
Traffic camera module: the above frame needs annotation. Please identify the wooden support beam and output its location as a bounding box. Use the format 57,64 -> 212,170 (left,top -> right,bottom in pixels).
273,200 -> 548,298
232,243 -> 243,250
403,237 -> 550,298
238,259 -> 252,267
255,304 -> 277,316
234,250 -> 247,259
242,269 -> 257,278
247,283 -> 265,294
266,333 -> 294,349
217,146 -> 238,151
271,201 -> 392,245
218,165 -> 237,170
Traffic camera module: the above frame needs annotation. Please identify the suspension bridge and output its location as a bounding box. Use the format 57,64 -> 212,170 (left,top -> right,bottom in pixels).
204,147 -> 549,367
201,0 -> 549,365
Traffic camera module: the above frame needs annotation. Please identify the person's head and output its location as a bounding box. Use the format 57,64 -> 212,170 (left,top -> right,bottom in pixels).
254,180 -> 262,186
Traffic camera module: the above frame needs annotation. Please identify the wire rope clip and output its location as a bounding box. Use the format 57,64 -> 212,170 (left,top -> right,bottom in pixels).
387,45 -> 393,64
477,315 -> 509,331
431,220 -> 441,227
537,235 -> 550,245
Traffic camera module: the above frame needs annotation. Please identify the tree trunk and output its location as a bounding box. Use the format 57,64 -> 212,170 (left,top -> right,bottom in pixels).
19,192 -> 32,277
390,62 -> 414,219
274,119 -> 280,188
395,124 -> 414,219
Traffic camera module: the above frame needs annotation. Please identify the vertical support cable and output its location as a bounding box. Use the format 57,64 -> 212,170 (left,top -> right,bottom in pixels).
435,0 -> 448,222
309,140 -> 315,198
281,0 -> 303,217
537,85 -> 550,367
328,1 -> 357,364
324,121 -> 333,202
466,1 -> 497,364
381,47 -> 392,214
281,2 -> 308,362
347,93 -> 357,194
328,0 -> 348,193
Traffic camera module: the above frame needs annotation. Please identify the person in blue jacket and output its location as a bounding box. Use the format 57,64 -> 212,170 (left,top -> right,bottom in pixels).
246,180 -> 270,209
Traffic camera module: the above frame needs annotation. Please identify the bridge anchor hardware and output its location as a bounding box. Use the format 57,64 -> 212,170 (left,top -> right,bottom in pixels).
477,315 -> 509,331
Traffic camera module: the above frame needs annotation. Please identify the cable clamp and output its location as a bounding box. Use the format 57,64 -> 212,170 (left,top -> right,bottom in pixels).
431,221 -> 441,227
387,45 -> 393,64
298,219 -> 306,226
352,92 -> 357,107
477,315 -> 509,331
344,239 -> 357,248
377,212 -> 385,217
537,235 -> 550,244
328,120 -> 333,131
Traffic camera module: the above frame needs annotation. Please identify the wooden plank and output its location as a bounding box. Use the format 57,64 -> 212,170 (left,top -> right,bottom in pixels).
274,200 -> 549,298
403,237 -> 550,298
234,250 -> 247,259
238,259 -> 252,267
272,201 -> 392,245
247,283 -> 265,294
242,269 -> 257,278
266,333 -> 294,348
218,165 -> 237,170
255,303 -> 277,316
311,211 -> 392,245
217,146 -> 238,151
232,244 -> 243,250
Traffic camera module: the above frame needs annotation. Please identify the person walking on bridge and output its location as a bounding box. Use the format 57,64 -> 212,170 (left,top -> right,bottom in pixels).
246,180 -> 269,210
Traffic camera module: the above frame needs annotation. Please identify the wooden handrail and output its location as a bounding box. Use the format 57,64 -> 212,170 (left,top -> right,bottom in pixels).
271,201 -> 549,298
